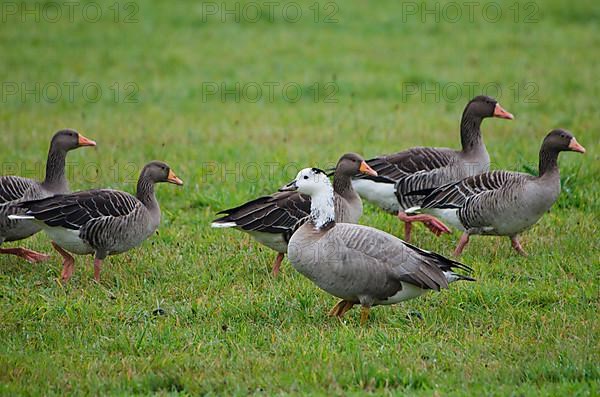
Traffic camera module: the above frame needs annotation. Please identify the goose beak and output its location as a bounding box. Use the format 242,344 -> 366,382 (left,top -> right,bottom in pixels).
167,169 -> 184,185
359,161 -> 378,176
77,134 -> 97,147
279,181 -> 298,192
493,103 -> 514,120
568,138 -> 586,153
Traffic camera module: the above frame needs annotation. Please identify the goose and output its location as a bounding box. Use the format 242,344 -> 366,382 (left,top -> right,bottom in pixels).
280,168 -> 474,325
10,161 -> 183,281
0,129 -> 96,262
211,153 -> 377,275
405,129 -> 586,256
352,95 -> 514,241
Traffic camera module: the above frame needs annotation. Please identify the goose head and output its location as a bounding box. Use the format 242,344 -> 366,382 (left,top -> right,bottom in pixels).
279,168 -> 331,195
543,129 -> 586,154
281,168 -> 335,228
465,95 -> 514,120
50,129 -> 96,152
141,161 -> 184,185
335,152 -> 377,177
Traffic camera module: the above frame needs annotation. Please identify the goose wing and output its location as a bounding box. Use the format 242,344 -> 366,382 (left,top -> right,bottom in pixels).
18,189 -> 141,230
359,147 -> 457,181
0,176 -> 39,204
333,224 -> 472,291
420,170 -> 524,210
212,190 -> 311,234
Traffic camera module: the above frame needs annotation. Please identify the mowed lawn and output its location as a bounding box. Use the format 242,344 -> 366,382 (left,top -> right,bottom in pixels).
1,0 -> 599,395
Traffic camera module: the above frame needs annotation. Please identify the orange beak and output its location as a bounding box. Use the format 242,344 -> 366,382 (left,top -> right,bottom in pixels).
568,137 -> 586,153
167,169 -> 184,185
493,103 -> 514,120
77,134 -> 96,147
359,161 -> 378,176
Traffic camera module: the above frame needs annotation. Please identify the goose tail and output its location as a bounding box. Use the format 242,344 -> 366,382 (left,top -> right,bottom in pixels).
8,214 -> 35,220
405,206 -> 422,215
210,220 -> 237,228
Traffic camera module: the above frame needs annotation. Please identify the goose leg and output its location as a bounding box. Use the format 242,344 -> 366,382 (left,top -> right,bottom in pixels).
0,247 -> 50,263
403,221 -> 413,242
397,212 -> 451,241
328,300 -> 346,316
52,242 -> 75,282
272,252 -> 284,276
510,236 -> 528,257
359,306 -> 371,326
328,300 -> 355,317
454,233 -> 470,256
93,258 -> 103,281
338,301 -> 355,317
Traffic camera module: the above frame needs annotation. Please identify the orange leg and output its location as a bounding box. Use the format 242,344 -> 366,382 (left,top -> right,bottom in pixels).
454,233 -> 470,256
329,300 -> 355,318
52,242 -> 75,282
0,247 -> 50,263
511,236 -> 528,257
397,211 -> 451,241
360,306 -> 371,326
93,258 -> 103,281
272,252 -> 284,276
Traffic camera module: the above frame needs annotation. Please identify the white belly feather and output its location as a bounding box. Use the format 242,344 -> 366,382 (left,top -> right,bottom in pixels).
375,282 -> 428,305
247,230 -> 288,253
351,179 -> 399,213
43,227 -> 94,255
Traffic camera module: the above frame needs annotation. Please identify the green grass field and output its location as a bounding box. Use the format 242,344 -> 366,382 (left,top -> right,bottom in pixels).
1,0 -> 599,395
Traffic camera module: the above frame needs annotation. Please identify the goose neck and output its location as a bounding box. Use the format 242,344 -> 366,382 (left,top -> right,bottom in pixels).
538,147 -> 560,177
460,111 -> 484,153
332,170 -> 353,198
309,186 -> 336,230
41,146 -> 68,191
136,176 -> 158,209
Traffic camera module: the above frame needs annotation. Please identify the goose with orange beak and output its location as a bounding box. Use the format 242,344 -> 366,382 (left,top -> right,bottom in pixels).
352,95 -> 514,242
10,161 -> 183,282
406,129 -> 585,256
0,129 -> 96,263
212,153 -> 377,276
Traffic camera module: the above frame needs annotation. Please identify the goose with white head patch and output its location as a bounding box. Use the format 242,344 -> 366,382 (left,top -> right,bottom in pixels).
211,153 -> 377,275
282,168 -> 474,325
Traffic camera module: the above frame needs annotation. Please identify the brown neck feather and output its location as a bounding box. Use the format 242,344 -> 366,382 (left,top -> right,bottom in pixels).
41,147 -> 68,190
332,170 -> 353,198
538,148 -> 560,176
136,175 -> 157,208
460,110 -> 484,153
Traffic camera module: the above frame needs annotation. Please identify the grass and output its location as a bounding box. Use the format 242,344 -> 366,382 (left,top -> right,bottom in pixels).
1,0 -> 599,395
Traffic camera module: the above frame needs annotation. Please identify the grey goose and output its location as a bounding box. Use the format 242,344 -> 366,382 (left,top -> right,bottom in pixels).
281,168 -> 474,325
10,161 -> 183,281
352,95 -> 514,241
0,129 -> 96,262
406,129 -> 586,256
211,153 -> 377,275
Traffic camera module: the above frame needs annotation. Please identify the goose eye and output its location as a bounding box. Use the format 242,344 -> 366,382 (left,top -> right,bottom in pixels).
303,175 -> 309,180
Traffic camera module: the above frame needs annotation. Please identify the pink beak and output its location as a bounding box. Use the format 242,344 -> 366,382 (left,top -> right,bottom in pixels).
493,103 -> 514,120
568,138 -> 586,153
